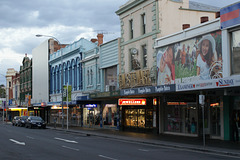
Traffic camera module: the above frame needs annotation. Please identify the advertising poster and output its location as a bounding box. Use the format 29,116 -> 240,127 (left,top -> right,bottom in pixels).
156,30 -> 222,85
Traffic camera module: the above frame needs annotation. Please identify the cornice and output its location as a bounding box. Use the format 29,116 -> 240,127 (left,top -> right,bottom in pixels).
116,0 -> 146,15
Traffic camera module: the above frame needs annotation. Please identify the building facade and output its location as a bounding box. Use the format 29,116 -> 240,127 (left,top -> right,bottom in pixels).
88,38 -> 121,129
20,54 -> 32,107
115,0 -> 219,133
49,36 -> 98,126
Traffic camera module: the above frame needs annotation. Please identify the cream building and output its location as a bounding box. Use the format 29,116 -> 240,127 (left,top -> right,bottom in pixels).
116,0 -> 219,88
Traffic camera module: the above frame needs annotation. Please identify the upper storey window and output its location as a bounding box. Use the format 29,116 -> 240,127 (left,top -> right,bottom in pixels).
142,14 -> 146,35
129,19 -> 133,39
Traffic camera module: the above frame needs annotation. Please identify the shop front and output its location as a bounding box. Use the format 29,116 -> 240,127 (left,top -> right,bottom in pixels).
102,104 -> 117,129
49,103 -> 81,126
82,104 -> 101,128
161,94 -> 198,136
119,98 -> 155,132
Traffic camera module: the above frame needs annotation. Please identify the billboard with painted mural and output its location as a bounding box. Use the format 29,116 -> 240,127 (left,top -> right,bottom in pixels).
156,30 -> 222,85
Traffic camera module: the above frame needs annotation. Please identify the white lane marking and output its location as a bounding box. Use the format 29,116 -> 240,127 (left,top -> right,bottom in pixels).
138,149 -> 149,152
26,136 -> 34,139
54,137 -> 78,144
9,139 -> 25,145
62,145 -> 79,151
98,155 -> 118,160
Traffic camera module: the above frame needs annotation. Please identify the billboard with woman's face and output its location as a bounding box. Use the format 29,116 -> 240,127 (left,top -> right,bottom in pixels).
156,30 -> 222,85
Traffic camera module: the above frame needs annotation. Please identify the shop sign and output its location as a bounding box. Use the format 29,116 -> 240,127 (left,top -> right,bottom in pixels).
85,104 -> 97,108
176,79 -> 216,91
154,85 -> 175,93
216,79 -> 234,87
220,2 -> 240,29
41,102 -> 46,107
118,99 -> 146,106
120,85 -> 175,96
76,95 -> 89,100
119,69 -> 151,89
89,90 -> 120,98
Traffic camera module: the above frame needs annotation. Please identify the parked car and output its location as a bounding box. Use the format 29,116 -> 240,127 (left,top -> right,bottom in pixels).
25,116 -> 46,129
17,116 -> 28,127
12,116 -> 20,126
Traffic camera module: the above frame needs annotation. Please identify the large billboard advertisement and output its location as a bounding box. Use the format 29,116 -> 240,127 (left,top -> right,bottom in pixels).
156,30 -> 222,85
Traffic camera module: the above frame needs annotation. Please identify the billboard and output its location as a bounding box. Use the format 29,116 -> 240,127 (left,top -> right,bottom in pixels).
156,30 -> 222,85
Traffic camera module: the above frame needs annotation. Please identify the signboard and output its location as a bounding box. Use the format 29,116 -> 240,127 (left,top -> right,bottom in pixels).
63,85 -> 72,101
85,104 -> 97,108
120,85 -> 175,96
220,2 -> 240,29
118,99 -> 146,106
199,95 -> 205,105
176,75 -> 240,92
156,30 -> 222,85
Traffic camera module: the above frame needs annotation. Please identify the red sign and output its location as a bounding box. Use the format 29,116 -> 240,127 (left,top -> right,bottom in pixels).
118,99 -> 146,106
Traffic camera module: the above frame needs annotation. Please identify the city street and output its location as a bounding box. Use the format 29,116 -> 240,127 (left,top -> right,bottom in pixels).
0,123 -> 239,160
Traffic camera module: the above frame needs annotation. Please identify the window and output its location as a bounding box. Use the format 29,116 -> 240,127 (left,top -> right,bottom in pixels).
142,45 -> 147,68
129,19 -> 133,39
9,81 -> 11,88
98,68 -> 100,84
142,14 -> 146,34
90,69 -> 93,85
231,30 -> 240,74
87,70 -> 90,85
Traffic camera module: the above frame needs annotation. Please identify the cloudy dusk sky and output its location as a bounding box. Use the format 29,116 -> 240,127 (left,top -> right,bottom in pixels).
0,0 -> 239,85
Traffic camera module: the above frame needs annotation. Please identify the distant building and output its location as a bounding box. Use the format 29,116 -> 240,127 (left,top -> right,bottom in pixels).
19,54 -> 32,106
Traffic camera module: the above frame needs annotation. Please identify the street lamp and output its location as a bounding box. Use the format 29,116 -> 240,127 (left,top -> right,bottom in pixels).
36,34 -> 64,129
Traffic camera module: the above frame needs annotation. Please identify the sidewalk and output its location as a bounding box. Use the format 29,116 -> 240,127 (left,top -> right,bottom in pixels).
47,125 -> 240,157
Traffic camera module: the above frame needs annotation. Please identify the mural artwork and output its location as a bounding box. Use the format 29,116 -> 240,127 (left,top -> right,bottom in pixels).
156,31 -> 222,85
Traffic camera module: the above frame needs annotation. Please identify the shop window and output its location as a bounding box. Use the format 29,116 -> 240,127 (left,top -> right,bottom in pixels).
164,102 -> 198,134
231,30 -> 240,74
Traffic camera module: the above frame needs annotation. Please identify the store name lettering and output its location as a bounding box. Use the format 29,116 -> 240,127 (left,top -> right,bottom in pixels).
177,84 -> 195,90
119,69 -> 151,89
123,89 -> 135,95
217,79 -> 234,87
138,87 -> 151,94
155,86 -> 170,92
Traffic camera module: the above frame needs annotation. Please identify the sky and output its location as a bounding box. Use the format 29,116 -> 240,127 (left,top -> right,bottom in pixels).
0,0 -> 239,85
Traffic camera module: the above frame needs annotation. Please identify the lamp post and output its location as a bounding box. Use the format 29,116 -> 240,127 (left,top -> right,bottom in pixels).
36,34 -> 64,129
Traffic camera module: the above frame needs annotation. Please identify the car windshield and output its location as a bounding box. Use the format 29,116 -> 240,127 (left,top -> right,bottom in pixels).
31,117 -> 43,121
21,116 -> 28,120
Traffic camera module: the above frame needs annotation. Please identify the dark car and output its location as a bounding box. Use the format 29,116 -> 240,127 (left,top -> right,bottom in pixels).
12,116 -> 20,126
17,116 -> 28,127
25,116 -> 46,129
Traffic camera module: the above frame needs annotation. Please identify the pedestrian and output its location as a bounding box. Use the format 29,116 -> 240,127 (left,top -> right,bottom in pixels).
232,110 -> 239,142
191,117 -> 196,134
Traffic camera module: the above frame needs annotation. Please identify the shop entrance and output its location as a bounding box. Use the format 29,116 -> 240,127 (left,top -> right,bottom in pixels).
123,107 -> 153,132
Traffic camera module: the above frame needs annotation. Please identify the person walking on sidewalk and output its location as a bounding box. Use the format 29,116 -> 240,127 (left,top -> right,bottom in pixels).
232,110 -> 239,142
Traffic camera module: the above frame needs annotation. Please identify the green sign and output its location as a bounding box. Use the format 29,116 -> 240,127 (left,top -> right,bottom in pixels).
63,85 -> 72,101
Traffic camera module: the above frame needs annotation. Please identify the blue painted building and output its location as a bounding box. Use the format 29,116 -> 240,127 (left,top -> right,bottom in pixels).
49,37 -> 97,125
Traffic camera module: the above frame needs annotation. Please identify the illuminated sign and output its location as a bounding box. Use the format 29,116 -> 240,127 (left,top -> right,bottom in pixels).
153,98 -> 157,105
85,104 -> 97,108
167,102 -> 187,105
118,99 -> 146,106
210,103 -> 220,107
